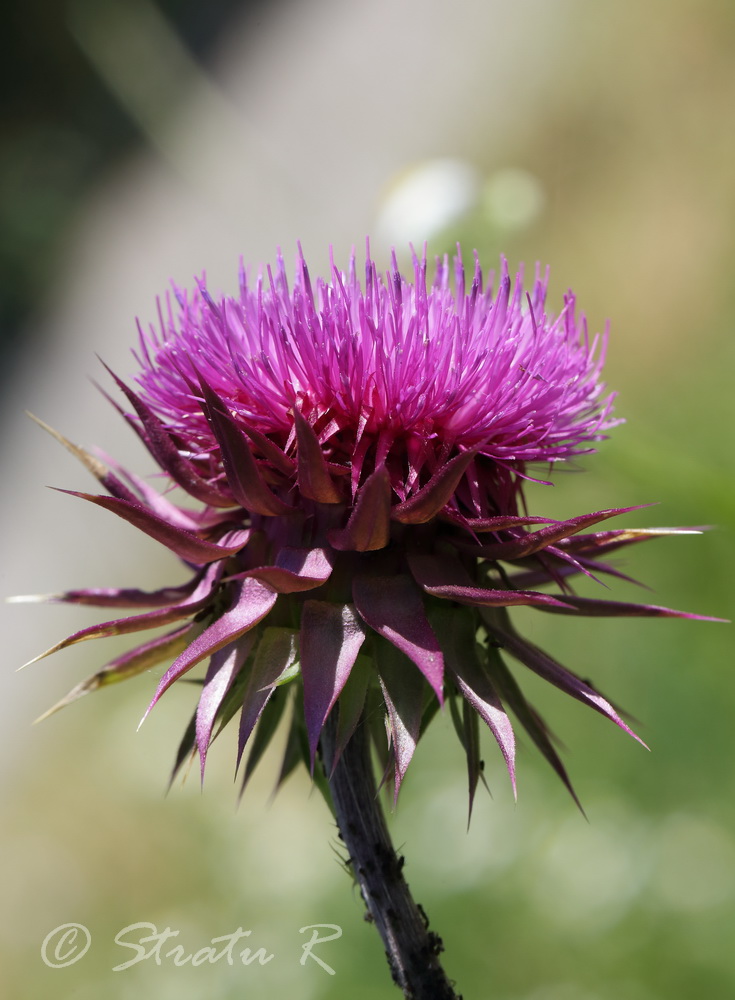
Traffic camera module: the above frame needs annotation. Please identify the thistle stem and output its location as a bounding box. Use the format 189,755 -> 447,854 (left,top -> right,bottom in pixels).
321,714 -> 461,1000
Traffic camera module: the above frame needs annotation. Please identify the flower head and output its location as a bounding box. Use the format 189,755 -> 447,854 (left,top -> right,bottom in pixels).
135,246 -> 617,514
24,244 -> 715,809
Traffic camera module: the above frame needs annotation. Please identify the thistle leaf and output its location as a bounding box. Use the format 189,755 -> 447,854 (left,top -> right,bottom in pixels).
475,505 -> 653,561
392,449 -> 478,524
39,575 -> 205,609
441,510 -> 555,533
293,409 -> 343,503
433,606 -> 516,796
240,686 -> 289,794
27,412 -> 139,503
35,624 -> 191,723
330,654 -> 373,774
486,644 -> 585,813
241,546 -> 334,594
408,551 -> 572,610
538,595 -> 727,620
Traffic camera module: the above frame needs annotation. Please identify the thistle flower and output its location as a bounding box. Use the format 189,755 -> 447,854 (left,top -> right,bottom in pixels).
24,244 -> 714,808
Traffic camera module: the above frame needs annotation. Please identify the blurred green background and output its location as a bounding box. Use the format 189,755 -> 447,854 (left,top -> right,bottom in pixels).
1,1 -> 733,998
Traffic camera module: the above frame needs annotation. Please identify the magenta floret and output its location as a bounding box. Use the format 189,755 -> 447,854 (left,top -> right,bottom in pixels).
135,247 -> 618,512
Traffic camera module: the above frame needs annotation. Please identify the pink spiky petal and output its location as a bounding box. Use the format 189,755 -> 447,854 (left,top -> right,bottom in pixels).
197,374 -> 295,515
142,577 -> 277,722
57,489 -> 249,565
353,571 -> 444,703
23,563 -> 221,667
300,601 -> 367,767
196,635 -> 256,778
104,364 -> 234,508
487,613 -> 647,748
328,465 -> 392,551
375,641 -> 427,801
236,627 -> 300,771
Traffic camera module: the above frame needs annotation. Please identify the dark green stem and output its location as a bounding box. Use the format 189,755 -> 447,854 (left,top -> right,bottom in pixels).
321,714 -> 462,1000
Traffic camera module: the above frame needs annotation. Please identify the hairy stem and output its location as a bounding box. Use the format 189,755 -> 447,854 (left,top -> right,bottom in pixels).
321,713 -> 461,1000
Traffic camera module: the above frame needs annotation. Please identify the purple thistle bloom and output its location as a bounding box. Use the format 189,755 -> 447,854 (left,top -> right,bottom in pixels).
24,244 -> 717,809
